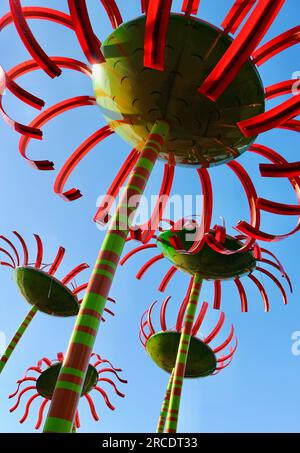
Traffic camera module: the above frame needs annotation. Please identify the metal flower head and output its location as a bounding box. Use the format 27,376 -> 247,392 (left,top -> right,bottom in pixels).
140,296 -> 237,377
121,218 -> 292,312
0,231 -> 116,319
0,231 -> 115,373
9,352 -> 127,430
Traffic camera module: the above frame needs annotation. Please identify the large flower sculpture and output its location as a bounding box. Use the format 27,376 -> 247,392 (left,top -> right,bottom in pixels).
0,0 -> 299,432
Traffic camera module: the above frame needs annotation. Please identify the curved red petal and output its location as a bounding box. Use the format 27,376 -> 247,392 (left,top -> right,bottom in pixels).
191,301 -> 209,337
19,393 -> 40,424
206,161 -> 259,255
160,296 -> 171,331
158,266 -> 177,292
85,394 -> 99,421
248,273 -> 270,312
181,0 -> 201,16
8,57 -> 92,80
144,0 -> 172,70
147,301 -> 157,336
9,385 -> 36,412
0,235 -> 19,267
257,198 -> 300,215
94,149 -> 139,225
68,0 -> 104,64
94,386 -> 115,411
62,263 -> 89,285
98,368 -> 127,384
216,338 -> 238,362
120,243 -> 157,266
135,164 -> 174,244
213,280 -> 222,310
280,119 -> 300,133
253,26 -> 300,65
187,168 -> 213,254
234,278 -> 248,312
34,234 -> 43,269
98,378 -> 125,397
199,0 -> 285,100
141,0 -> 149,13
222,0 -> 257,34
0,6 -> 73,32
258,257 -> 292,292
238,144 -> 300,241
54,125 -> 113,200
13,231 -> 29,265
260,161 -> 300,178
136,254 -> 164,280
256,266 -> 288,305
35,399 -> 49,430
265,80 -> 297,100
19,96 -> 96,171
99,0 -> 123,29
204,312 -> 225,343
48,247 -> 65,276
238,94 -> 300,137
176,277 -> 194,331
0,96 -> 42,139
5,72 -> 44,110
9,0 -> 61,78
213,325 -> 235,353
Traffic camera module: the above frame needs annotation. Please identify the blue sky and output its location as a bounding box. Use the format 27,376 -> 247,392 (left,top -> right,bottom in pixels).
0,0 -> 299,433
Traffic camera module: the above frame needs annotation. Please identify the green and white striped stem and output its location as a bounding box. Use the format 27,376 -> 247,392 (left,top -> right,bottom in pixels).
157,369 -> 174,433
0,305 -> 38,374
43,120 -> 170,433
165,274 -> 202,433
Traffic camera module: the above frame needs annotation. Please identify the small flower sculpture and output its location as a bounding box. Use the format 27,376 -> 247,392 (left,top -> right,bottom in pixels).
140,295 -> 237,432
0,231 -> 115,374
9,352 -> 127,431
122,217 -> 292,432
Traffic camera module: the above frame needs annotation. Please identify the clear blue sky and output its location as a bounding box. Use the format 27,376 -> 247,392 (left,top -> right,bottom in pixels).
0,0 -> 299,433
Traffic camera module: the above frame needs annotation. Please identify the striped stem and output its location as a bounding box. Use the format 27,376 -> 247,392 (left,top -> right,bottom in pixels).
0,305 -> 38,374
165,274 -> 202,433
157,369 -> 174,433
43,120 -> 170,433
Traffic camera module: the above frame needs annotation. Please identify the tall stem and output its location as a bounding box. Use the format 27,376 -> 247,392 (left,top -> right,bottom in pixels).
157,369 -> 174,433
0,305 -> 38,374
43,120 -> 170,433
165,274 -> 202,433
